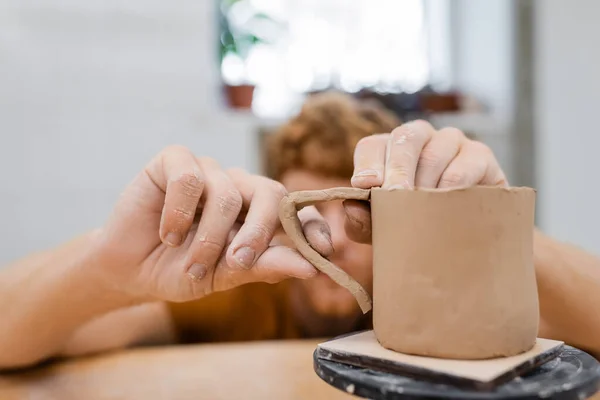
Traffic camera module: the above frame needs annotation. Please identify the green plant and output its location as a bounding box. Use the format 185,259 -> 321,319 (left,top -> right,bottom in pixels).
218,0 -> 279,64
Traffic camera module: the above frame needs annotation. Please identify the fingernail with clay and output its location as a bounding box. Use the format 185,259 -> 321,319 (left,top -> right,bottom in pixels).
233,247 -> 255,269
165,232 -> 182,247
347,214 -> 365,232
321,228 -> 333,247
319,228 -> 334,256
342,202 -> 365,231
187,263 -> 207,281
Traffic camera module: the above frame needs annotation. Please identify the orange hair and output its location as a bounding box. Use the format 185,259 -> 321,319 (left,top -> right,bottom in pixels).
265,91 -> 401,181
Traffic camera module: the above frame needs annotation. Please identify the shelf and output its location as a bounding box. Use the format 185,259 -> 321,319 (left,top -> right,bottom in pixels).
427,112 -> 508,137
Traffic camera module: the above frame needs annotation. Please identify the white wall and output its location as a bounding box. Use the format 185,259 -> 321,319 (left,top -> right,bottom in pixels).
450,0 -> 516,183
0,1 -> 261,264
535,0 -> 600,253
6,0 -> 589,265
452,0 -> 515,122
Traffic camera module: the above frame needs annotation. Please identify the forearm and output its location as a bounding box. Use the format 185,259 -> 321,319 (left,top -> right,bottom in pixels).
61,301 -> 176,357
535,229 -> 600,356
0,230 -> 141,369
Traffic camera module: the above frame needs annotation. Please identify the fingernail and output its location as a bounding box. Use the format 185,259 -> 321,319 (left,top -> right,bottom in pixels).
165,232 -> 182,247
319,228 -> 334,255
388,184 -> 406,190
353,169 -> 379,178
342,202 -> 365,231
347,214 -> 365,232
321,228 -> 333,247
233,247 -> 255,269
387,180 -> 412,190
351,170 -> 380,186
187,263 -> 207,281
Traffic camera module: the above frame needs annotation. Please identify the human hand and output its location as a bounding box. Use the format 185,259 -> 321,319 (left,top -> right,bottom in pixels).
94,145 -> 332,302
343,120 -> 508,243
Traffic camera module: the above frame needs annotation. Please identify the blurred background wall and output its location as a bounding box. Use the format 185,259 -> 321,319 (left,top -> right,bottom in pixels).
0,0 -> 261,261
0,0 -> 597,264
534,0 -> 600,252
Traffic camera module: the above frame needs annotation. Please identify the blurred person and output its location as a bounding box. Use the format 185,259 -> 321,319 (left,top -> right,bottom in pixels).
1,92 -> 600,370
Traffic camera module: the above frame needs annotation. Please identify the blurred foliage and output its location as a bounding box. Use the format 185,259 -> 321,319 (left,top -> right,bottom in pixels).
218,0 -> 281,62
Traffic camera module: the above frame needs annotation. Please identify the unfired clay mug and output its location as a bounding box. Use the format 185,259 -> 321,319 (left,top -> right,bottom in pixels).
279,186 -> 540,359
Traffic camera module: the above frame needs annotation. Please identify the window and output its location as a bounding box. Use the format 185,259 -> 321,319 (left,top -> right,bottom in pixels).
220,0 -> 452,118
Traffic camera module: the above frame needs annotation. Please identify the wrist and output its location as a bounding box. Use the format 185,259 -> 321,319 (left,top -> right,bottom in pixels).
73,229 -> 150,311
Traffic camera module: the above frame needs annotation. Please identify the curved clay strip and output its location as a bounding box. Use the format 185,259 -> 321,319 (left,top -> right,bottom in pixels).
279,187 -> 373,313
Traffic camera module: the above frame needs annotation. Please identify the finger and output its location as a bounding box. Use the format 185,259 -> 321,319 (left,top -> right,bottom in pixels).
298,206 -> 333,257
438,141 -> 491,189
414,127 -> 464,188
145,145 -> 205,247
383,120 -> 434,189
213,246 -> 318,292
479,148 -> 509,187
351,134 -> 388,189
342,200 -> 372,244
225,170 -> 286,270
186,158 -> 243,281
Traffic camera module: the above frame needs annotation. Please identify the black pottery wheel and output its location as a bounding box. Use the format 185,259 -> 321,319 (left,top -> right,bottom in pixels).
314,345 -> 600,399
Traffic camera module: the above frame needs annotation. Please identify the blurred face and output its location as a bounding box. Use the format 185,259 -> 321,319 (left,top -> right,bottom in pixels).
280,169 -> 373,320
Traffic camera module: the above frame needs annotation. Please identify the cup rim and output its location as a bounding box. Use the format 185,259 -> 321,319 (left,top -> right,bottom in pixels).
371,185 -> 536,194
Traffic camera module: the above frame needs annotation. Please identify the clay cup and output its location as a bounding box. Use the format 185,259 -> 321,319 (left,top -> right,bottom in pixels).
279,186 -> 539,360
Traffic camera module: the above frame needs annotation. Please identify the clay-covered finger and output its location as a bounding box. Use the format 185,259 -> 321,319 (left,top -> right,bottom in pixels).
225,171 -> 286,270
414,127 -> 464,188
351,134 -> 388,188
383,120 -> 434,189
297,206 -> 333,257
145,145 -> 205,247
342,200 -> 372,244
437,141 -> 489,189
213,245 -> 318,292
185,158 -> 243,281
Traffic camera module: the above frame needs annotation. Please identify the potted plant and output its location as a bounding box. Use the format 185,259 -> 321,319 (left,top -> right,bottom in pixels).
218,0 -> 277,110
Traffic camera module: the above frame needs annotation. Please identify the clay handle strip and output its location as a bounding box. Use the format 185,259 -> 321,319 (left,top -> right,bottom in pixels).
279,187 -> 373,313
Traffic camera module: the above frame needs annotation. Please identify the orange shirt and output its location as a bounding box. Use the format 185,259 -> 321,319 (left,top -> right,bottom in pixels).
167,280 -> 371,344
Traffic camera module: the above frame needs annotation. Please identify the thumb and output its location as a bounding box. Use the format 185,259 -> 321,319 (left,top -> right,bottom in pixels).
213,245 -> 318,291
342,200 -> 372,244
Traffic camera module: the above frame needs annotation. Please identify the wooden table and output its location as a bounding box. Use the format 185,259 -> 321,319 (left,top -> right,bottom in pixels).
0,340 -> 354,400
2,340 -> 599,400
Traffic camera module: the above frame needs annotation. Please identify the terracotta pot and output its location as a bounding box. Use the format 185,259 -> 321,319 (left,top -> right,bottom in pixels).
224,84 -> 255,109
420,92 -> 461,112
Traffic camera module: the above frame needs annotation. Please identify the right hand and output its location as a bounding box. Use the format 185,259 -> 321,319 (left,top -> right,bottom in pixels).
343,121 -> 507,243
93,145 -> 332,303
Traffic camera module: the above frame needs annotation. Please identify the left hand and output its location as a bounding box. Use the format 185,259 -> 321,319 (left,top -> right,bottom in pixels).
343,119 -> 508,243
95,146 -> 332,303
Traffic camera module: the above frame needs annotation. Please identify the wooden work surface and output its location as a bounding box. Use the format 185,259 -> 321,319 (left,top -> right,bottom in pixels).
1,339 -> 599,400
0,340 -> 353,400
